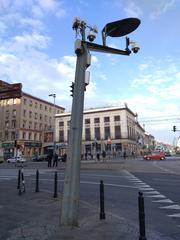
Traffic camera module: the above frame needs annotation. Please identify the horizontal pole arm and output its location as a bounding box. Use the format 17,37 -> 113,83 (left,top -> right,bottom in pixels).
82,41 -> 131,56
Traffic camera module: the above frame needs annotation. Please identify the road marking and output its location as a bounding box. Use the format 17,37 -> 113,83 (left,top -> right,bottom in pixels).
153,199 -> 174,203
146,194 -> 166,198
159,204 -> 180,210
145,191 -> 160,195
168,213 -> 180,218
139,187 -> 154,191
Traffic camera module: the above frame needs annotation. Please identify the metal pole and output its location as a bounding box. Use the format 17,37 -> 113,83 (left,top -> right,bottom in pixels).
138,192 -> 147,240
17,169 -> 21,189
61,42 -> 88,226
35,169 -> 39,192
53,171 -> 58,198
99,180 -> 106,220
53,95 -> 56,159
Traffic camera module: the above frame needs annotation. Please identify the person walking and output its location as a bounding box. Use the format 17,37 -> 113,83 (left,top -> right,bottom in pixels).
53,153 -> 58,167
47,152 -> 52,167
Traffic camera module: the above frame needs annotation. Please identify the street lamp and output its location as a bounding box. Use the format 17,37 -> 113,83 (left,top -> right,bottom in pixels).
48,93 -> 56,158
61,17 -> 141,226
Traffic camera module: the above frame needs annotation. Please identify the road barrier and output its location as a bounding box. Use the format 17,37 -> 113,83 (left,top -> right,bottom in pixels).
53,171 -> 58,198
138,191 -> 147,240
35,169 -> 39,192
17,169 -> 21,189
99,180 -> 106,220
18,168 -> 25,195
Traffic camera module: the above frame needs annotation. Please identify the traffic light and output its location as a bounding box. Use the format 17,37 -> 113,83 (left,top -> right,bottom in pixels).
173,125 -> 176,132
70,82 -> 74,97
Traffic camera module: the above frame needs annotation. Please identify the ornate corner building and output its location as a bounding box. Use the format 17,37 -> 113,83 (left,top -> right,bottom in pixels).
0,80 -> 64,159
55,106 -> 146,157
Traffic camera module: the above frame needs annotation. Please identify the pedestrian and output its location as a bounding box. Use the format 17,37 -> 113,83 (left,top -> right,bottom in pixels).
102,150 -> 106,162
47,152 -> 52,167
96,152 -> 100,161
123,150 -> 127,159
63,153 -> 67,162
53,153 -> 58,167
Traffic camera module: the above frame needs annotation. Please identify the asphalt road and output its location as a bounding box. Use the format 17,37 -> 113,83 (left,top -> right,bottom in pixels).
1,156 -> 180,239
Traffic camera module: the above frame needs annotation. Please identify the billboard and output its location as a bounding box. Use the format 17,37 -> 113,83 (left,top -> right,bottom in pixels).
0,83 -> 22,100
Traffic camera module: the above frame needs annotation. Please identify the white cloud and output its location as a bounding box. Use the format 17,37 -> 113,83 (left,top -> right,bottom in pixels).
13,33 -> 51,49
150,0 -> 175,19
124,1 -> 142,18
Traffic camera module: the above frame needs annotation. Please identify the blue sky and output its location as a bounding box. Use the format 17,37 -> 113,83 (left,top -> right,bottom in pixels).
0,0 -> 180,144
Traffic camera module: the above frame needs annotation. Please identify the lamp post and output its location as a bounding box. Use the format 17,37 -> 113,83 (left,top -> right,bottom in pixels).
49,94 -> 56,158
61,17 -> 141,226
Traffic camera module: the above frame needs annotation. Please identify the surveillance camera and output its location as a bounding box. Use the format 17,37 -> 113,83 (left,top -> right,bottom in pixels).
87,30 -> 96,42
131,42 -> 140,54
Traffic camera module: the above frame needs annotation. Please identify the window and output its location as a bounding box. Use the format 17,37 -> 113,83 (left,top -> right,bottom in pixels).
6,110 -> 9,118
85,128 -> 91,141
13,99 -> 16,104
104,126 -> 110,140
22,120 -> 26,128
94,118 -> 100,123
45,106 -> 47,111
29,121 -> 32,129
23,132 -> 26,139
39,114 -> 42,120
114,115 -> 120,121
85,119 -> 90,124
29,111 -> 32,118
104,117 -> 110,122
12,109 -> 16,117
23,99 -> 27,105
59,121 -> 64,127
94,127 -> 100,140
34,133 -> 37,141
12,120 -> 16,128
59,130 -> 64,142
67,120 -> 71,127
114,126 -> 121,139
29,132 -> 32,140
35,102 -> 38,109
35,112 -> 38,119
23,109 -> 26,117
40,104 -> 42,110
11,131 -> 16,140
29,100 -> 33,107
5,121 -> 9,128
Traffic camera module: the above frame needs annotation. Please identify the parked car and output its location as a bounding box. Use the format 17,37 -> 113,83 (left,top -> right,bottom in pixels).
32,154 -> 48,161
143,152 -> 165,160
7,156 -> 26,163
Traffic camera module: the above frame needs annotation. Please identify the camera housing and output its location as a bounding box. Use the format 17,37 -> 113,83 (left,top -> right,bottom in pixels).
87,30 -> 96,42
131,42 -> 140,53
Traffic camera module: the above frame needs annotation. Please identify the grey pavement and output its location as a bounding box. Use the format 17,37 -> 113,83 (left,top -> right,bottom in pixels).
0,158 -> 178,240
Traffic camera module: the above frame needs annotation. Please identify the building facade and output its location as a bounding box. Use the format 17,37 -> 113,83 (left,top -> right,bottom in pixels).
0,80 -> 65,159
55,106 -> 146,157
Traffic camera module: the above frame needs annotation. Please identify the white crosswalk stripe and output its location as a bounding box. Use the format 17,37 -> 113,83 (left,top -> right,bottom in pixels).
124,170 -> 180,225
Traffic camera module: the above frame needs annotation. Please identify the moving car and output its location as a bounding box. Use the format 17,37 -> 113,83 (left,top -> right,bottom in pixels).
7,156 -> 26,163
143,152 -> 165,160
32,154 -> 48,161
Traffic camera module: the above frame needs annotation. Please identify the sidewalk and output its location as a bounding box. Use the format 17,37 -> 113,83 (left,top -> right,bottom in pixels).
0,175 -> 173,240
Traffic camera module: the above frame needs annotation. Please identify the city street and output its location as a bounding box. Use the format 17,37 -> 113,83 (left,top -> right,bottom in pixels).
0,156 -> 180,239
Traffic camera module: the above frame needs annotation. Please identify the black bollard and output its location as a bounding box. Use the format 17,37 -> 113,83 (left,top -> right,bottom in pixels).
17,169 -> 21,189
21,168 -> 25,193
99,180 -> 106,220
53,171 -> 58,198
138,192 -> 147,240
35,170 -> 39,192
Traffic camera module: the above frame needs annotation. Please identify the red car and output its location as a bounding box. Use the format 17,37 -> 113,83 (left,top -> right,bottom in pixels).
143,152 -> 165,160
